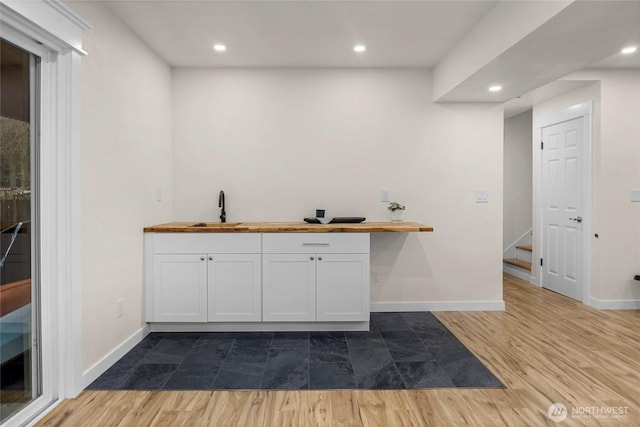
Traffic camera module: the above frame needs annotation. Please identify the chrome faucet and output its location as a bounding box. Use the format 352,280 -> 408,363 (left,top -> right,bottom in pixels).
218,190 -> 226,223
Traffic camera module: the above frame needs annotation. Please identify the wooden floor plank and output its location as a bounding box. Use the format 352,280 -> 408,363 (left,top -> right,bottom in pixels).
330,390 -> 361,427
36,274 -> 640,426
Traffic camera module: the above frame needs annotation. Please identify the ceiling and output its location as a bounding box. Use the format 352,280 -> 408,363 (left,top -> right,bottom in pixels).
592,49 -> 640,69
103,0 -> 497,68
503,80 -> 593,119
102,0 -> 640,106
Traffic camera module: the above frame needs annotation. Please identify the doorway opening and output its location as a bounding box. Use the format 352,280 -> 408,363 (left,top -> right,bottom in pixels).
502,100 -> 592,303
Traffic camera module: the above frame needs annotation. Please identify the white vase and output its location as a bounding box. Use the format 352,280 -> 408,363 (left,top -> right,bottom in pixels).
390,209 -> 404,223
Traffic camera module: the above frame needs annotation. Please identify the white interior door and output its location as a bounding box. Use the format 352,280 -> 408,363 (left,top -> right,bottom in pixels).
541,117 -> 584,300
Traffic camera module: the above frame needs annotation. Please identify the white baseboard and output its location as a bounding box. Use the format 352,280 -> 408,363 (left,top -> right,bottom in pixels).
503,264 -> 535,283
371,300 -> 505,312
81,325 -> 150,389
588,298 -> 640,310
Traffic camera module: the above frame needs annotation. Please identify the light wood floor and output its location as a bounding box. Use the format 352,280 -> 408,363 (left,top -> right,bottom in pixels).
37,274 -> 640,426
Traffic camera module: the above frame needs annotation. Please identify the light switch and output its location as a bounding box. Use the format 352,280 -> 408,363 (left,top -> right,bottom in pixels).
156,187 -> 163,202
381,189 -> 390,202
631,189 -> 640,202
476,189 -> 489,203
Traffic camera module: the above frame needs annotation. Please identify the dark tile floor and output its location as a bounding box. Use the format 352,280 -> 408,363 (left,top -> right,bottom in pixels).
88,312 -> 503,391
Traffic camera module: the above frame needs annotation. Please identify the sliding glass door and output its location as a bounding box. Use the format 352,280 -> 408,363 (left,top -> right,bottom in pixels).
0,38 -> 40,423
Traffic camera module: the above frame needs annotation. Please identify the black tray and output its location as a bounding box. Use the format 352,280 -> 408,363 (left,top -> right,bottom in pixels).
304,217 -> 366,224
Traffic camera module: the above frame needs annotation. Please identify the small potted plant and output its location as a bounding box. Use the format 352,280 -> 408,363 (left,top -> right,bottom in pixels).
388,202 -> 405,223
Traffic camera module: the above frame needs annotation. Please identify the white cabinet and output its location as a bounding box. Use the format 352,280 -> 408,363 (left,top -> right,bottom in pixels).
262,234 -> 370,322
208,254 -> 261,322
262,253 -> 317,321
145,234 -> 261,322
316,253 -> 369,321
145,232 -> 370,327
153,254 -> 208,322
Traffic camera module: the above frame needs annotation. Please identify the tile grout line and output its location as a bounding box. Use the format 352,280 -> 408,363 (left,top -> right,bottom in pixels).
161,336 -> 194,390
343,331 -> 362,389
378,315 -> 411,390
340,331 -> 356,390
306,335 -> 311,390
209,335 -> 234,389
257,332 -> 275,389
391,314 -> 413,389
405,314 -> 457,388
119,335 -> 161,390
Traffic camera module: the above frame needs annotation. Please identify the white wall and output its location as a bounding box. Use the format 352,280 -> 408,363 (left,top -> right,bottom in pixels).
534,70 -> 640,304
66,2 -> 173,371
173,68 -> 504,306
503,110 -> 532,249
584,70 -> 640,303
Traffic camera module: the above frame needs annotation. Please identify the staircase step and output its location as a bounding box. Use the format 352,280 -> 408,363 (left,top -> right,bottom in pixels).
516,245 -> 532,252
504,258 -> 532,271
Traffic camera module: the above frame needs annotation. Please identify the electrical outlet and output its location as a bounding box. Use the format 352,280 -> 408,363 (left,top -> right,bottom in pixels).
117,298 -> 124,318
475,189 -> 489,203
380,189 -> 390,203
371,272 -> 381,283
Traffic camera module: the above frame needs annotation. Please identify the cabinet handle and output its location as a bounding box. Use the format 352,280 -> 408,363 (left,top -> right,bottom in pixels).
208,256 -> 213,261
310,256 -> 315,261
200,256 -> 205,261
303,243 -> 330,246
318,256 -> 323,261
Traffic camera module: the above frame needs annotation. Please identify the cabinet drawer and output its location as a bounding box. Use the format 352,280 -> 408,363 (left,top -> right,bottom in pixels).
151,233 -> 261,254
262,233 -> 369,254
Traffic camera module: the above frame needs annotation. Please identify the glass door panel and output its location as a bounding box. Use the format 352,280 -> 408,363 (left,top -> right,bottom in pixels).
0,38 -> 40,423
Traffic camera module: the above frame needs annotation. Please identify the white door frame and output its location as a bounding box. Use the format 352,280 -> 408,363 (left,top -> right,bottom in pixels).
1,1 -> 88,425
534,101 -> 592,303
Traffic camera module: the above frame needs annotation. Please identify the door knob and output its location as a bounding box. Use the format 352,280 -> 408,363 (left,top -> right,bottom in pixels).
569,216 -> 583,223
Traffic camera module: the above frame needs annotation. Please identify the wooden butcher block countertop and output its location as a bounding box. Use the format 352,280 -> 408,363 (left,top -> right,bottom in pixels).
144,221 -> 434,233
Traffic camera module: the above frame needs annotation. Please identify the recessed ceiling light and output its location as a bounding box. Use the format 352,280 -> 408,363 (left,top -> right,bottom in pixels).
621,46 -> 637,55
354,44 -> 366,53
489,85 -> 502,92
213,44 -> 227,52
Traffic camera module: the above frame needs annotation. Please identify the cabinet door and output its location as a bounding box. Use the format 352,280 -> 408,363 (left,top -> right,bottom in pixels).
153,254 -> 207,322
263,253 -> 316,321
208,254 -> 261,322
316,253 -> 370,321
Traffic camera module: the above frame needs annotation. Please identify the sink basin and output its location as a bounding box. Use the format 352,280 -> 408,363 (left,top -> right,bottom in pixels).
189,222 -> 241,228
